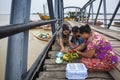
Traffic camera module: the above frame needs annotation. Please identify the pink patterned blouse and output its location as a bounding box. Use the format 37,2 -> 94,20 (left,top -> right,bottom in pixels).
85,32 -> 118,64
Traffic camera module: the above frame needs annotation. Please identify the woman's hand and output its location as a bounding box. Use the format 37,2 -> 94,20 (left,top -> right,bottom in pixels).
76,50 -> 82,55
76,49 -> 95,58
70,45 -> 78,49
74,43 -> 86,51
61,47 -> 66,52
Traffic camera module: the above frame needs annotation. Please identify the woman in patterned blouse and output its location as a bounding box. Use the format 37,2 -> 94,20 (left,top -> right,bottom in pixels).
76,24 -> 118,71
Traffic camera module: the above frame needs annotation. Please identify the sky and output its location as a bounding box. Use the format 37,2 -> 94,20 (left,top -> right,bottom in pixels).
0,0 -> 119,14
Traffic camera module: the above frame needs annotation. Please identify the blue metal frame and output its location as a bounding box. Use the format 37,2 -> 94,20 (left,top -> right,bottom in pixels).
91,3 -> 94,26
108,0 -> 120,29
47,0 -> 56,34
94,0 -> 103,25
64,6 -> 81,9
5,0 -> 31,80
81,0 -> 96,11
54,0 -> 59,29
82,9 -> 85,22
87,3 -> 92,23
103,0 -> 107,28
80,0 -> 96,22
61,0 -> 64,21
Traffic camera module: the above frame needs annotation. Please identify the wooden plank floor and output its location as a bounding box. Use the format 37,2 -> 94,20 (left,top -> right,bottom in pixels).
91,26 -> 120,41
37,42 -> 114,80
37,21 -> 120,80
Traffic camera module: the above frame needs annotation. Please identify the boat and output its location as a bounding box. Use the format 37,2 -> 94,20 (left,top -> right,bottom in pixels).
43,25 -> 52,31
64,18 -> 75,21
37,13 -> 50,20
32,32 -> 51,42
37,13 -> 75,21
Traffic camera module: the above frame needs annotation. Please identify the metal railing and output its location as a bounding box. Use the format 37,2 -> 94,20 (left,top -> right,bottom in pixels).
23,23 -> 61,80
0,19 -> 61,80
0,19 -> 58,39
79,0 -> 120,29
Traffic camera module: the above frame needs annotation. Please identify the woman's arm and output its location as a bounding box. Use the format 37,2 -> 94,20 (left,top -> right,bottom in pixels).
59,39 -> 65,52
76,49 -> 95,58
68,40 -> 73,47
74,43 -> 86,51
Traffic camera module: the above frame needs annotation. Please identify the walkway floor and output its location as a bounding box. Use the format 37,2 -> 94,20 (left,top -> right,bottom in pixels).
37,21 -> 120,80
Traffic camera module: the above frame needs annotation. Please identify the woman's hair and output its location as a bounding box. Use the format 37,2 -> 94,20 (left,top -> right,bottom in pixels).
62,24 -> 69,31
72,26 -> 79,33
79,24 -> 91,34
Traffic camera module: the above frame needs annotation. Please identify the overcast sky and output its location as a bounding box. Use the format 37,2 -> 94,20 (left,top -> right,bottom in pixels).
0,0 -> 119,14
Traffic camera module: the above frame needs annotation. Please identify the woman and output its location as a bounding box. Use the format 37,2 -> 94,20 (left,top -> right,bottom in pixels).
56,24 -> 71,52
76,24 -> 118,71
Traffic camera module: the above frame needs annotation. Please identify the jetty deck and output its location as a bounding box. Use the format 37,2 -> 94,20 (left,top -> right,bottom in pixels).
35,21 -> 120,80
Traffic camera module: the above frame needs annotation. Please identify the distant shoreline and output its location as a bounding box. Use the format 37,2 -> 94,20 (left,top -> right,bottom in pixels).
0,13 -> 41,15
0,13 -> 120,15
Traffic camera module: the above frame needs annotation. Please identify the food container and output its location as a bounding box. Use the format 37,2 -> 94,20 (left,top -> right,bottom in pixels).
66,63 -> 88,80
55,57 -> 63,64
55,52 -> 63,64
55,52 -> 63,58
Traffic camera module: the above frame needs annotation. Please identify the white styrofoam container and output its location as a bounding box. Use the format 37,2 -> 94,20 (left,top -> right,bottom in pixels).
66,63 -> 88,80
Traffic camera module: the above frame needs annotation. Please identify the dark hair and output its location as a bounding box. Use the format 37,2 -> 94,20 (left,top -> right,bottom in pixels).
72,26 -> 79,33
62,24 -> 69,31
79,24 -> 91,34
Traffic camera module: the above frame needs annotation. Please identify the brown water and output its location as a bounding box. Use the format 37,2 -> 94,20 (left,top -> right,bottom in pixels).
0,14 -> 51,80
0,38 -> 7,80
